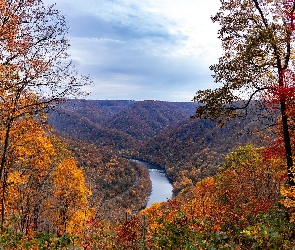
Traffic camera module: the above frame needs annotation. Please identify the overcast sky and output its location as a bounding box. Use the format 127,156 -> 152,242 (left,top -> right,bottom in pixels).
44,0 -> 222,101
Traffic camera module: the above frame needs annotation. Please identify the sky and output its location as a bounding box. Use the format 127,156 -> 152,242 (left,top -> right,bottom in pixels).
43,0 -> 222,102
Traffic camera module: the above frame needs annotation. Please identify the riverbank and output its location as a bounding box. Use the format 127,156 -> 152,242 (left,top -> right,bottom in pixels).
97,159 -> 152,222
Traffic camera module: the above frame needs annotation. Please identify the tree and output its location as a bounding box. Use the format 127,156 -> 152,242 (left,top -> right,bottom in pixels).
193,0 -> 295,185
0,0 -> 91,228
2,127 -> 92,234
50,157 -> 91,233
3,118 -> 56,233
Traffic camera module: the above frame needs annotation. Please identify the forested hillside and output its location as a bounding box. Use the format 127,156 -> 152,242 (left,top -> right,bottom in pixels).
48,105 -> 138,150
137,115 -> 267,193
57,134 -> 152,221
104,101 -> 197,140
44,99 -> 295,249
57,99 -> 134,126
3,0 -> 295,248
48,100 -> 197,146
48,99 -> 267,194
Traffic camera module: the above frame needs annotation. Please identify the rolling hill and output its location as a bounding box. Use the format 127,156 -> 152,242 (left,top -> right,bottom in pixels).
48,99 -> 271,193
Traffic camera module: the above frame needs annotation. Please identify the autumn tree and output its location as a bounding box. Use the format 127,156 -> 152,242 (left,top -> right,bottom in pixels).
2,127 -> 92,234
0,0 -> 91,228
50,157 -> 91,233
193,0 -> 295,185
3,118 -> 56,233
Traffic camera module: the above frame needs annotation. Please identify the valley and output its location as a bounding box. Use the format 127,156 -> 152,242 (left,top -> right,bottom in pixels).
48,99 -> 264,214
2,0 -> 295,248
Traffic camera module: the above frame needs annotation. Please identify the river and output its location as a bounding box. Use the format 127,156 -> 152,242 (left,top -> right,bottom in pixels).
135,160 -> 173,207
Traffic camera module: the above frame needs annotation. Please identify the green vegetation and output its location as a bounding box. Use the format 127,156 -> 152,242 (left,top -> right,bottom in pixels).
1,0 -> 295,249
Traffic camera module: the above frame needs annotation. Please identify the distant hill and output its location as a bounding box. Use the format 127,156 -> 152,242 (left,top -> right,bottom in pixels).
48,100 -> 197,148
104,100 -> 197,140
48,99 -> 271,193
48,104 -> 138,150
58,99 -> 134,126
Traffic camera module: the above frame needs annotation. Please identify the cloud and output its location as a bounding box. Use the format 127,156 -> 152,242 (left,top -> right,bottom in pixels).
43,0 -> 222,101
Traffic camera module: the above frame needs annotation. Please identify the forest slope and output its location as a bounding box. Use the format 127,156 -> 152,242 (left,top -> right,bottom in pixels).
48,99 -> 268,194
104,100 -> 196,140
48,106 -> 138,150
135,115 -> 266,192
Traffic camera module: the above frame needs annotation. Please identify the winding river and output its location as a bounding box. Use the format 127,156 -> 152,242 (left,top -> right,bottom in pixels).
135,160 -> 173,207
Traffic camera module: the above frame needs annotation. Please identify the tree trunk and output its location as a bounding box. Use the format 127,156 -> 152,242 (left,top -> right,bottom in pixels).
0,120 -> 12,230
0,173 -> 5,231
280,98 -> 295,186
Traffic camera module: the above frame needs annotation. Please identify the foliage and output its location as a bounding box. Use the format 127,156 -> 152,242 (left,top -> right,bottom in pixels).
0,0 -> 295,249
0,0 -> 91,230
49,100 -> 268,196
192,0 -> 295,185
0,227 -> 82,249
280,185 -> 295,222
239,210 -> 295,249
50,157 -> 91,233
62,136 -> 152,222
107,145 -> 294,249
0,117 -> 92,235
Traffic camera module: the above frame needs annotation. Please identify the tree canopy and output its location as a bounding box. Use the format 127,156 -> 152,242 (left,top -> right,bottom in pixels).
0,0 -> 92,229
193,0 -> 295,185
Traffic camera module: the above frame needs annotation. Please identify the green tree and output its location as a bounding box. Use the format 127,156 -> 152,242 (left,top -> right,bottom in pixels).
193,0 -> 295,185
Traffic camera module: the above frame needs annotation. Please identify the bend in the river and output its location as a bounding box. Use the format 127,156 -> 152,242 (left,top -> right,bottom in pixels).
133,160 -> 173,207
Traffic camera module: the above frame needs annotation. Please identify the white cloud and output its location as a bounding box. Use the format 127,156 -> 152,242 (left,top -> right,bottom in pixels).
43,0 -> 222,101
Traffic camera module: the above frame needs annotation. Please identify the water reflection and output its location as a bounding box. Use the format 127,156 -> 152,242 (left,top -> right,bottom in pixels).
135,160 -> 173,207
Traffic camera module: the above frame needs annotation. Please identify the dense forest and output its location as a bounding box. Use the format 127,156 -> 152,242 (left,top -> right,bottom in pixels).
2,0 -> 295,249
48,99 -> 267,196
6,97 -> 291,249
